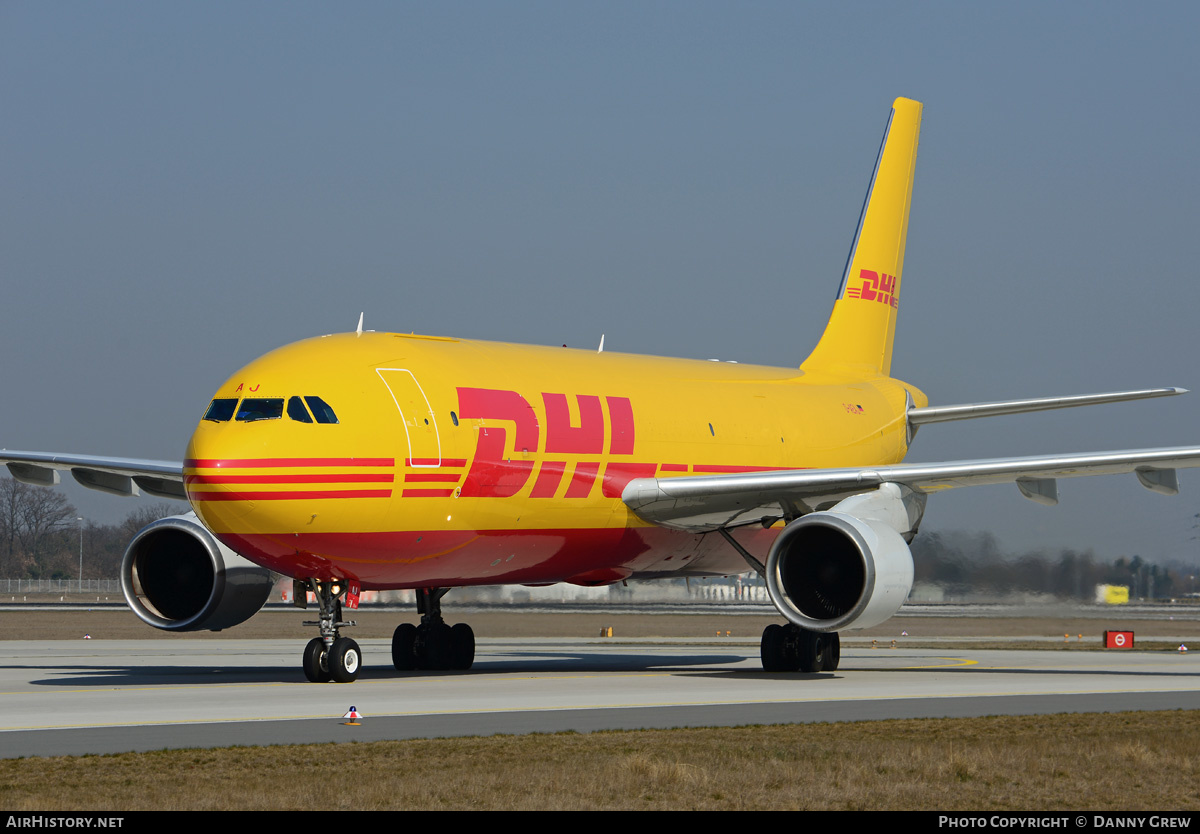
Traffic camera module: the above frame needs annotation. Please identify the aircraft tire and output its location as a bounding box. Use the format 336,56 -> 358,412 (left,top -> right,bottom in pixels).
760,623 -> 786,672
423,622 -> 453,670
450,623 -> 475,670
392,623 -> 418,671
798,630 -> 821,674
303,637 -> 331,683
820,633 -> 841,672
330,637 -> 361,683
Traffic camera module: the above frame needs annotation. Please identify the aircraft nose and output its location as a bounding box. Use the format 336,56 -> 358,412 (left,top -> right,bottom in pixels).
184,422 -> 265,525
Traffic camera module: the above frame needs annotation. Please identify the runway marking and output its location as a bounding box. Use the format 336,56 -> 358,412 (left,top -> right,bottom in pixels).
7,685 -> 1177,733
890,656 -> 978,669
3,687 -> 1193,733
7,652 -> 1190,734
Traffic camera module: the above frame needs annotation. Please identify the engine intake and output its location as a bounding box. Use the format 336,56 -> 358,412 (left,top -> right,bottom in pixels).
765,485 -> 918,632
121,512 -> 275,631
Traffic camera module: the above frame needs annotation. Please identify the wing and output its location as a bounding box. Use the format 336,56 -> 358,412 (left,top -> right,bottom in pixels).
0,450 -> 185,499
621,446 -> 1200,532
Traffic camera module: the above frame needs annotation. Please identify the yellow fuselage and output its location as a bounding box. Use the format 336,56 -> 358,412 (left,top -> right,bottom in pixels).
184,332 -> 925,588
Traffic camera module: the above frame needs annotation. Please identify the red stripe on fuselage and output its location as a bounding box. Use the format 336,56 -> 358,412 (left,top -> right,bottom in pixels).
188,489 -> 393,501
185,458 -> 394,468
691,464 -> 801,474
186,473 -> 394,485
530,461 -> 566,497
600,462 -> 658,498
564,462 -> 600,497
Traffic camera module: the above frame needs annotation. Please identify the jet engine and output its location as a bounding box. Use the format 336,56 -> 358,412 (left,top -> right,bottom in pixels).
764,484 -> 921,632
120,512 -> 276,631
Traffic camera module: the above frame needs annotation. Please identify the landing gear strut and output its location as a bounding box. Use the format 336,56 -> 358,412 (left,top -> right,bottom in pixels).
300,579 -> 361,683
761,623 -> 839,673
392,587 -> 475,671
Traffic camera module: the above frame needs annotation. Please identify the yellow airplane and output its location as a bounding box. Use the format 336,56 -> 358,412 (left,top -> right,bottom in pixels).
5,97 -> 1199,682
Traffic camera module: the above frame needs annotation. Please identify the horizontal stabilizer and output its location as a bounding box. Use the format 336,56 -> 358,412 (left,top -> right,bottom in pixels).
908,387 -> 1185,427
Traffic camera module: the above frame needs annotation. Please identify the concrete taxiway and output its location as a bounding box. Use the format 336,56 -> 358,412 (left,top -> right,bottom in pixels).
0,638 -> 1197,759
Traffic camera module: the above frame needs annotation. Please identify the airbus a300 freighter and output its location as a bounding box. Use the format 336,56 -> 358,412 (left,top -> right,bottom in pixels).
6,97 -> 1197,682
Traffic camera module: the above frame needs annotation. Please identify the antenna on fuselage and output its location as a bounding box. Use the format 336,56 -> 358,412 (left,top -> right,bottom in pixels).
598,334 -> 605,353
356,312 -> 364,336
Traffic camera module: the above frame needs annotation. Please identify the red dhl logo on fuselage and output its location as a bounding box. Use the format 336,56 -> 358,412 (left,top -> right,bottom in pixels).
844,269 -> 898,307
186,388 -> 797,503
454,388 -> 639,499
451,388 -> 795,499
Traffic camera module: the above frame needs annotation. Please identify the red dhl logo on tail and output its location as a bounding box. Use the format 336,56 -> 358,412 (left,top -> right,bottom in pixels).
845,269 -> 898,307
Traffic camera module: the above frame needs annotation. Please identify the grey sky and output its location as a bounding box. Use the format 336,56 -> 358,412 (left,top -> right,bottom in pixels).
3,2 -> 1199,564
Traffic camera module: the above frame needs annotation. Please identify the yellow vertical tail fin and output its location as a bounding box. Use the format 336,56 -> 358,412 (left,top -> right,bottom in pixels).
801,97 -> 922,378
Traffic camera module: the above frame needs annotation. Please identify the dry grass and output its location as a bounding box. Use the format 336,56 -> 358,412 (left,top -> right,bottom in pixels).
2,711 -> 1198,810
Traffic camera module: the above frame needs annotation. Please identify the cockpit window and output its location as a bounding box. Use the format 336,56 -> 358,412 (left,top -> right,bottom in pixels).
287,396 -> 313,423
236,398 -> 284,422
203,398 -> 238,422
304,396 -> 339,424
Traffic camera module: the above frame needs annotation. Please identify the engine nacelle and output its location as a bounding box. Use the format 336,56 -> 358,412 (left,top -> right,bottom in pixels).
765,484 -> 919,632
120,512 -> 276,631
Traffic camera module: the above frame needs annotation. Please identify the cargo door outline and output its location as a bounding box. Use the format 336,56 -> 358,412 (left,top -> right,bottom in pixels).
376,368 -> 441,467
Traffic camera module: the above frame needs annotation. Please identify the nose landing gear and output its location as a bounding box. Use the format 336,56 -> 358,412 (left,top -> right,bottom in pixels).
300,578 -> 361,683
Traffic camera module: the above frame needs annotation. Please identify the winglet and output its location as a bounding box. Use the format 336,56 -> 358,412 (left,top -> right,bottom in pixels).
356,312 -> 364,336
801,97 -> 922,377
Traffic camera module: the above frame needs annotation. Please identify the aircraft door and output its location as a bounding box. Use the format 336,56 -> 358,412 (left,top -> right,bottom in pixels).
376,368 -> 441,466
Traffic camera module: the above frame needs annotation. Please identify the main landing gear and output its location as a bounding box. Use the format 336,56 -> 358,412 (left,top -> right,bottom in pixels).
714,528 -> 841,675
300,579 -> 361,683
760,623 -> 840,673
392,587 -> 475,671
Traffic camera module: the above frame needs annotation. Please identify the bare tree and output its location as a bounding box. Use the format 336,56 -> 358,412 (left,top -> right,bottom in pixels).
0,475 -> 77,577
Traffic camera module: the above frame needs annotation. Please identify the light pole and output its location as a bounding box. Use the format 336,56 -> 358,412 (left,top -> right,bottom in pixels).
77,517 -> 83,594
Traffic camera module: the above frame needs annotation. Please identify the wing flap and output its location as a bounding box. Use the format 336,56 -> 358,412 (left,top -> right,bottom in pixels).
133,476 -> 188,500
5,462 -> 61,487
1135,466 -> 1179,496
71,469 -> 137,497
622,446 -> 1200,532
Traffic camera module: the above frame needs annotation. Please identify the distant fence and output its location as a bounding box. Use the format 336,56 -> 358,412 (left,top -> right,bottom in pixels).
0,577 -> 769,602
0,579 -> 122,594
